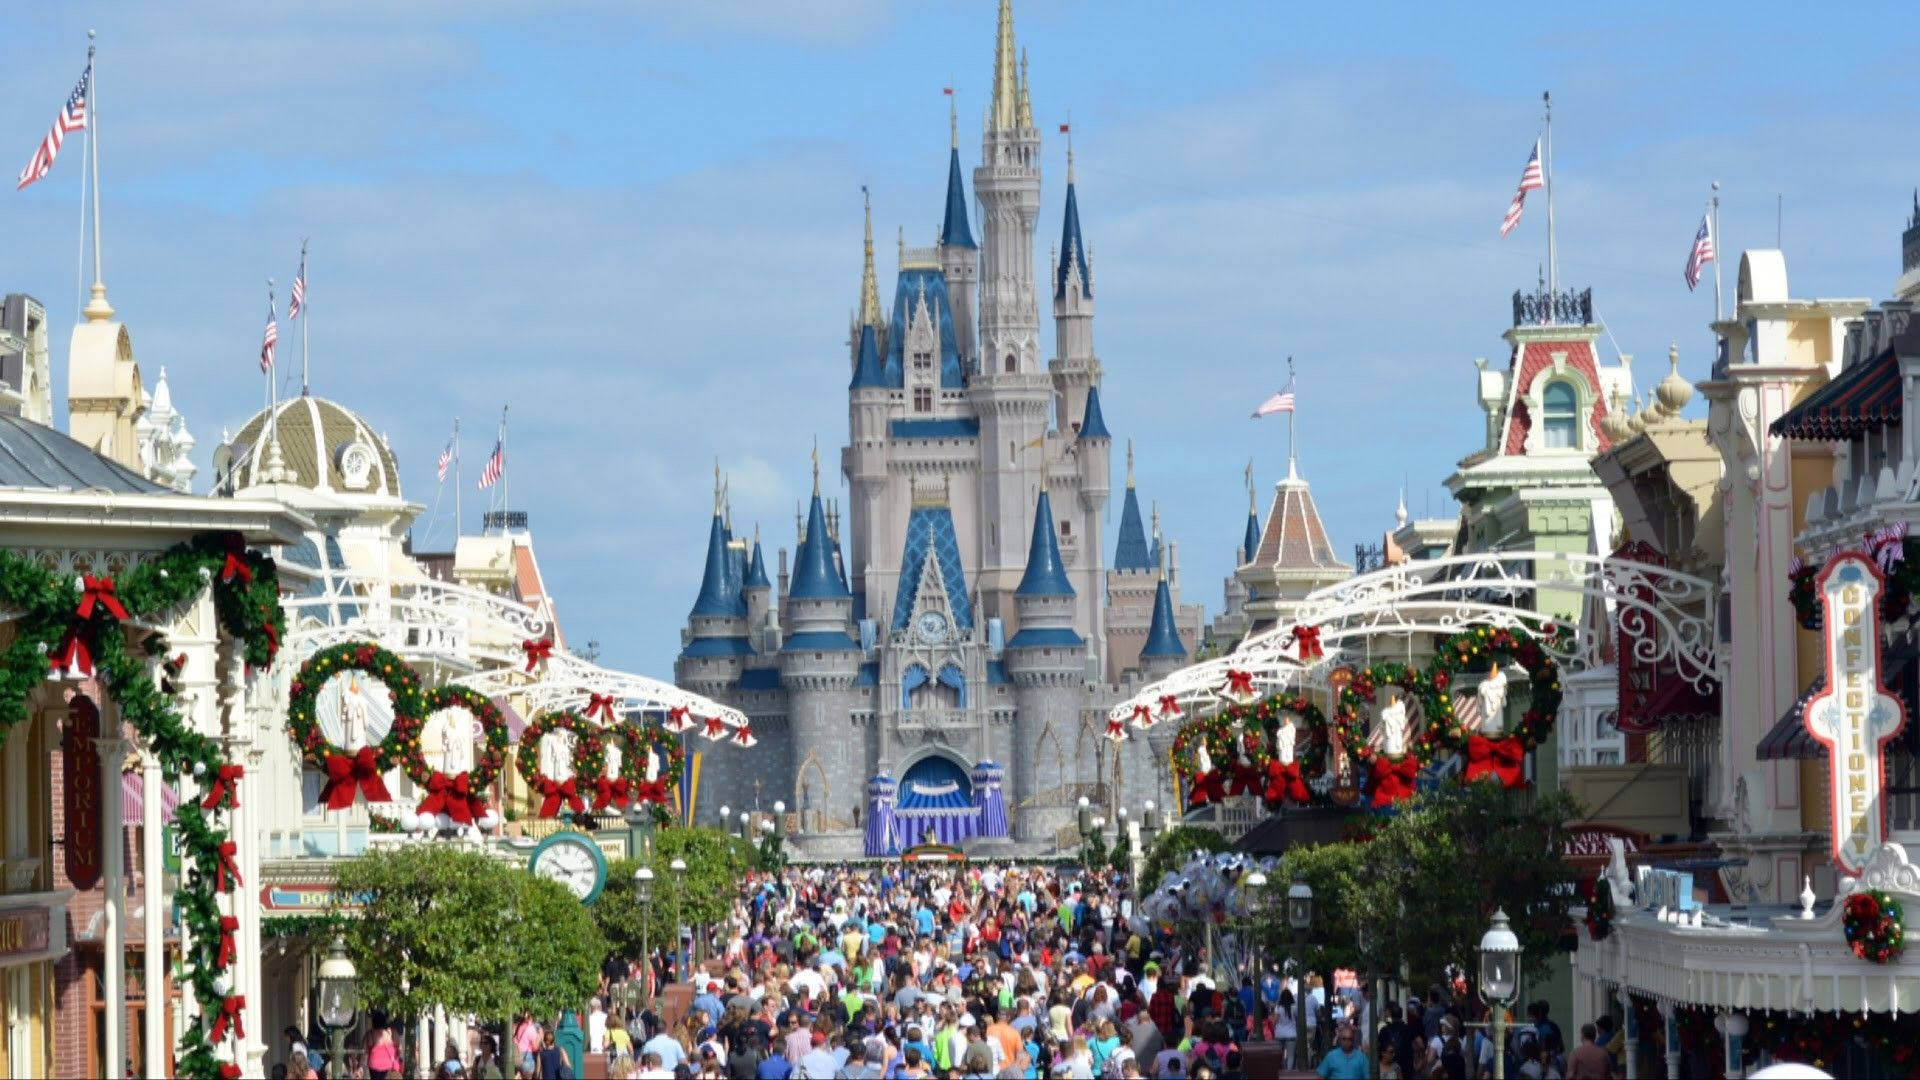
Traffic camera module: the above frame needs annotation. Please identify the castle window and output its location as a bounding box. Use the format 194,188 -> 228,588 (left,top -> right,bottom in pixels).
1542,380 -> 1579,449
913,387 -> 933,412
1005,354 -> 1016,373
1060,520 -> 1072,538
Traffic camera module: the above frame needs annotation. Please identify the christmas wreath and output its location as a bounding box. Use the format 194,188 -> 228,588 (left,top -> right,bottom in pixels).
517,709 -> 607,818
1428,624 -> 1561,788
1171,693 -> 1330,810
1843,889 -> 1905,964
285,642 -> 427,809
0,532 -> 281,1080
1331,662 -> 1452,807
1585,877 -> 1614,941
1789,530 -> 1920,630
411,685 -> 510,827
612,720 -> 684,824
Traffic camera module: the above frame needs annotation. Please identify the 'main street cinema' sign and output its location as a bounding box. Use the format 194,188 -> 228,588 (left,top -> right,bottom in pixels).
1805,554 -> 1908,875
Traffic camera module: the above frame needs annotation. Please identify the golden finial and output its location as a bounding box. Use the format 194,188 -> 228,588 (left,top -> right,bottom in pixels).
949,83 -> 959,148
859,187 -> 881,328
723,474 -> 732,531
811,437 -> 821,496
990,0 -> 1018,131
713,459 -> 724,515
1126,439 -> 1136,488
1018,49 -> 1033,128
1245,459 -> 1255,513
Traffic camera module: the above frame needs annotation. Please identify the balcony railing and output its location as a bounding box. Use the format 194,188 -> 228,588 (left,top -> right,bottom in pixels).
1512,286 -> 1594,328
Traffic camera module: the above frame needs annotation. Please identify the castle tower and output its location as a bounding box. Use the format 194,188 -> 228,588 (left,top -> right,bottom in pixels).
675,471 -> 751,694
66,282 -> 144,470
970,0 -> 1051,621
1050,148 -> 1097,433
939,96 -> 979,366
1004,489 -> 1083,840
1075,385 -> 1112,666
744,530 -> 774,649
778,463 -> 863,830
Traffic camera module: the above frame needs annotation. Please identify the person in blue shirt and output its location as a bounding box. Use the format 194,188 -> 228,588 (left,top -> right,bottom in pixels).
757,1041 -> 794,1080
914,905 -> 935,937
1316,1024 -> 1371,1080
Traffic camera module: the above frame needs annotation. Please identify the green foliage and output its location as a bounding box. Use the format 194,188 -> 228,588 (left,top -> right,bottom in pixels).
594,827 -> 749,962
1142,825 -> 1228,887
1258,840 -> 1371,975
336,844 -> 605,1023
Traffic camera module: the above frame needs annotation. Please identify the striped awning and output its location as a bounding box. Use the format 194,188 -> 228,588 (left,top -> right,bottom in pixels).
1759,647 -> 1918,760
1769,346 -> 1901,441
121,771 -> 181,826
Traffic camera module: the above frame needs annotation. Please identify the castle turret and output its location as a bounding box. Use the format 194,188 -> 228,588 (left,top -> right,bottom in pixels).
1050,147 -> 1097,433
779,462 -> 864,825
939,95 -> 979,365
1139,565 -> 1188,679
1004,489 -> 1083,840
1113,442 -> 1153,572
676,473 -> 751,693
744,530 -> 774,645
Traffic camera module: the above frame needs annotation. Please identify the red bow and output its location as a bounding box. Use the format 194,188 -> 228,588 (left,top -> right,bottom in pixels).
521,638 -> 555,672
214,841 -> 241,893
594,776 -> 633,811
220,1065 -> 244,1080
1187,769 -> 1227,808
1157,695 -> 1181,719
585,693 -> 618,721
77,575 -> 129,620
202,764 -> 244,812
1224,669 -> 1255,698
48,632 -> 93,677
633,778 -> 669,805
537,776 -> 584,818
210,994 -> 246,1043
1465,735 -> 1528,788
1264,760 -> 1309,806
220,534 -> 254,584
217,915 -> 240,969
1369,756 -> 1421,807
732,727 -> 757,747
1286,625 -> 1324,661
321,747 -> 392,810
1106,718 -> 1127,741
704,716 -> 728,739
1128,704 -> 1153,727
1228,762 -> 1263,798
666,706 -> 694,732
418,771 -> 484,824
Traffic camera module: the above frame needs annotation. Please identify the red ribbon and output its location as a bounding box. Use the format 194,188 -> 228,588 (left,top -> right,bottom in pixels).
220,534 -> 254,584
666,705 -> 693,731
77,575 -> 129,620
1369,756 -> 1421,807
593,776 -> 633,811
1287,625 -> 1324,661
1464,735 -> 1528,788
704,716 -> 727,739
202,764 -> 244,811
417,771 -> 484,824
732,727 -> 756,747
521,637 -> 555,672
263,620 -> 279,661
537,776 -> 584,818
217,915 -> 240,969
320,747 -> 392,810
1157,695 -> 1181,719
632,778 -> 669,805
1264,760 -> 1309,806
1228,762 -> 1263,798
1187,769 -> 1227,808
210,994 -> 246,1043
1224,669 -> 1255,697
48,632 -> 93,676
1128,704 -> 1152,727
220,1065 -> 243,1080
215,841 -> 241,893
1106,718 -> 1126,740
585,692 -> 618,721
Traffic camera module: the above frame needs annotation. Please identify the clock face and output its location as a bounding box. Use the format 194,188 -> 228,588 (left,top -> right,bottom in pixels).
530,832 -> 605,903
915,610 -> 948,644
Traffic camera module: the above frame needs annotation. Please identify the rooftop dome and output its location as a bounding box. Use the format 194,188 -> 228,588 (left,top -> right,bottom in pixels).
217,395 -> 402,499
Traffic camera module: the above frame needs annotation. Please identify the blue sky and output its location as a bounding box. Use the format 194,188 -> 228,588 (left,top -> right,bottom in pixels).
4,1 -> 1916,675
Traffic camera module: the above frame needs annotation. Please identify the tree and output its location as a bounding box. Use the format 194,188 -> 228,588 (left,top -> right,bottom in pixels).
1142,824 -> 1228,887
502,872 -> 606,1018
592,827 -> 749,963
1260,839 -> 1372,976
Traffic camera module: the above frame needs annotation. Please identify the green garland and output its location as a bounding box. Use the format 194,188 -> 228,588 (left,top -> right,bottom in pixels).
1169,693 -> 1330,807
1427,624 -> 1562,751
517,709 -> 606,816
0,532 -> 282,1080
614,720 -> 684,826
1844,889 -> 1905,964
1331,661 -> 1455,768
417,684 -> 512,790
1585,877 -> 1614,941
1789,539 -> 1920,630
285,641 -> 428,778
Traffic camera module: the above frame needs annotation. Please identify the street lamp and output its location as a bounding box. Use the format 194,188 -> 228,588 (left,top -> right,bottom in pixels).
670,856 -> 689,982
632,866 -> 655,1012
720,805 -> 732,835
1283,879 -> 1314,1071
316,934 -> 359,1080
1477,909 -> 1522,1080
1243,870 -> 1268,984
773,799 -> 787,837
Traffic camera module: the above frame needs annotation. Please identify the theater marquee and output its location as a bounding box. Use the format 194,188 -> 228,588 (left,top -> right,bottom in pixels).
1804,553 -> 1908,875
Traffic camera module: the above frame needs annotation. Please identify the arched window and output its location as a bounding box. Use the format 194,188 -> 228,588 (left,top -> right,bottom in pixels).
1542,380 -> 1579,449
1004,354 -> 1017,373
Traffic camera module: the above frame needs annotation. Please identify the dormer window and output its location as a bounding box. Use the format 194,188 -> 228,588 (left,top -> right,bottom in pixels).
913,387 -> 933,413
1542,380 -> 1579,449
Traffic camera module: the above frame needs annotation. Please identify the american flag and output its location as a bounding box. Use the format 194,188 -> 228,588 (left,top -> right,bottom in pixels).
1500,139 -> 1544,237
476,440 -> 504,490
1683,212 -> 1715,291
436,437 -> 454,482
17,68 -> 89,191
259,298 -> 278,373
288,255 -> 306,319
1251,380 -> 1296,419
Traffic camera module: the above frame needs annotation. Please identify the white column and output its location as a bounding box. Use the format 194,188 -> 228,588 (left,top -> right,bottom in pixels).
98,736 -> 129,1080
1658,1000 -> 1681,1080
415,1015 -> 432,1079
142,755 -> 166,1080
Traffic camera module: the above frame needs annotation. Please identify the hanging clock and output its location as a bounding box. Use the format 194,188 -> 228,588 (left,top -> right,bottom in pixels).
915,610 -> 949,645
528,829 -> 607,904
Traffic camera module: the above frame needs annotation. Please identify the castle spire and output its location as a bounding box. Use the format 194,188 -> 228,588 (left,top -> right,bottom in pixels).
811,436 -> 822,497
858,187 -> 882,328
689,505 -> 747,618
1017,49 -> 1033,128
1140,569 -> 1186,660
1015,490 -> 1074,597
989,0 -> 1020,131
1126,440 -> 1135,488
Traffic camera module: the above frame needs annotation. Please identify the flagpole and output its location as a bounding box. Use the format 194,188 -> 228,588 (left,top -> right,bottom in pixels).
499,405 -> 510,528
75,44 -> 89,323
453,417 -> 462,540
299,239 -> 311,395
1710,181 -> 1723,322
1542,90 -> 1556,308
264,279 -> 277,460
88,31 -> 103,292
1286,356 -> 1298,480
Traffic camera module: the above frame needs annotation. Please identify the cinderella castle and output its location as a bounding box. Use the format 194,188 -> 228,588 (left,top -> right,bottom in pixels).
673,1 -> 1346,857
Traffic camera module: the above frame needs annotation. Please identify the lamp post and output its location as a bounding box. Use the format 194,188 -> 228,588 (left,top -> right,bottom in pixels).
1284,878 -> 1314,1071
1477,909 -> 1522,1080
633,865 -> 655,1013
315,934 -> 359,1080
1242,870 -> 1268,987
670,855 -> 689,982
720,805 -> 732,836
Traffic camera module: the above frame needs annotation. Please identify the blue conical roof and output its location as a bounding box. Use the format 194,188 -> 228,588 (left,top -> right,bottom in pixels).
1078,385 -> 1110,440
849,322 -> 886,389
1113,487 -> 1152,572
1140,576 -> 1187,658
941,147 -> 976,250
1242,512 -> 1260,566
1054,181 -> 1091,301
689,514 -> 747,617
745,539 -> 771,590
789,494 -> 850,599
1015,491 -> 1075,597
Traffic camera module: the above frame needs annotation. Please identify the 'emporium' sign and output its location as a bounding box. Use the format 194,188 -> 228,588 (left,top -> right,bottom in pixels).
1804,553 -> 1908,875
63,696 -> 101,891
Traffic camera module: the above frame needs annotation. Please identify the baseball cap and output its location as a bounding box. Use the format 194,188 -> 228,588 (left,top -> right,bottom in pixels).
811,1032 -> 826,1046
